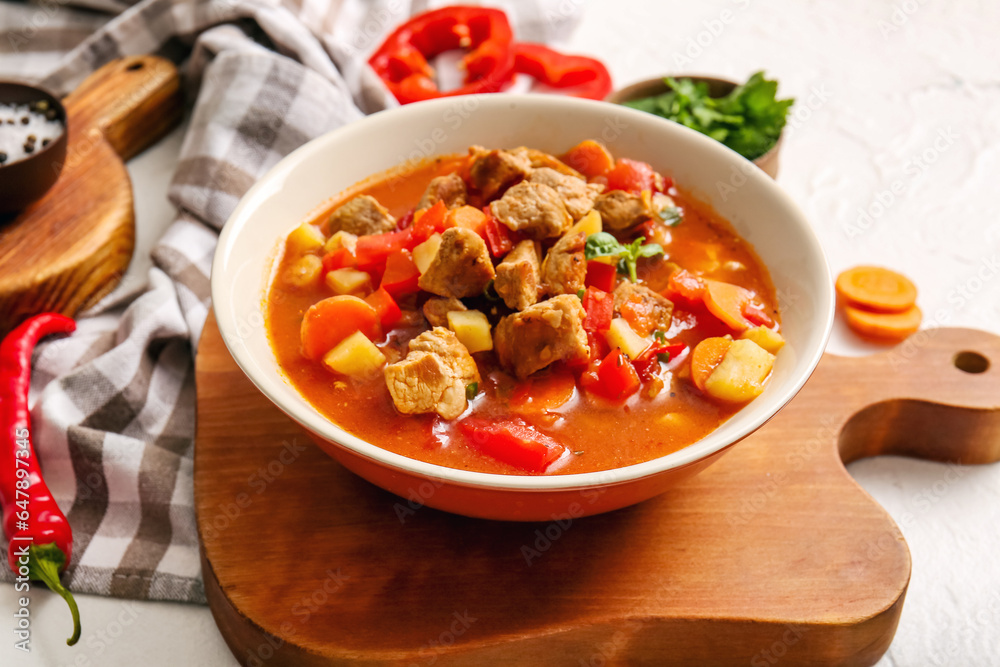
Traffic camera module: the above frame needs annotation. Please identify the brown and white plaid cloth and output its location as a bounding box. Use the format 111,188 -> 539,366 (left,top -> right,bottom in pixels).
0,0 -> 583,604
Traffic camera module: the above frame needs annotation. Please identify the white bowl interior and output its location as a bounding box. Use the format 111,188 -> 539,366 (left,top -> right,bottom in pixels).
212,95 -> 834,491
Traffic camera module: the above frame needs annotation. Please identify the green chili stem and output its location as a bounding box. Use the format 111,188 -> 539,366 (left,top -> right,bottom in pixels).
28,547 -> 81,646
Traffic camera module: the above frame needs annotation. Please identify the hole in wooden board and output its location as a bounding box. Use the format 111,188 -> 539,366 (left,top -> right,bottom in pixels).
954,351 -> 989,374
126,62 -> 144,71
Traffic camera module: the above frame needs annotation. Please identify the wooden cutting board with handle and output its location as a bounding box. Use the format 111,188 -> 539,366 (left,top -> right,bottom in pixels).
194,314 -> 1000,666
0,56 -> 182,334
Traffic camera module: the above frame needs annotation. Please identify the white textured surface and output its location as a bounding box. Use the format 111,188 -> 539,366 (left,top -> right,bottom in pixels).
2,1 -> 998,665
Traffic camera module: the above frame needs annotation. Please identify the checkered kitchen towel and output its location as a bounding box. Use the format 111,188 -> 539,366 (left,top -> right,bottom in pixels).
0,0 -> 584,603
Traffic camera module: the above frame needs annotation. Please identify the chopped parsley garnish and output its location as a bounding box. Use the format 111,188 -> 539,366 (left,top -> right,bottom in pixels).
658,206 -> 683,227
584,232 -> 663,283
623,72 -> 794,161
466,382 -> 479,400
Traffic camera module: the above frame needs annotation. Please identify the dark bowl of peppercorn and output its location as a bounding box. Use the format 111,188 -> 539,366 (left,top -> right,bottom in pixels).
0,82 -> 68,215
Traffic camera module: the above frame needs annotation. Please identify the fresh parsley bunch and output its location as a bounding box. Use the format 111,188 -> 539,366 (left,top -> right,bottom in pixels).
624,72 -> 794,161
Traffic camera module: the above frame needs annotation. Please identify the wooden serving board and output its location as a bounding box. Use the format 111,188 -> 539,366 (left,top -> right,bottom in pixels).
194,314 -> 1000,666
0,56 -> 182,334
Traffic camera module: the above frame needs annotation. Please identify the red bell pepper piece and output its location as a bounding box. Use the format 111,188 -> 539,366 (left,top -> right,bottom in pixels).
742,301 -> 775,328
380,249 -> 421,296
396,208 -> 415,230
632,341 -> 687,381
1,314 -> 81,645
482,207 -> 517,257
354,228 -> 413,267
365,287 -> 403,329
581,287 -> 613,333
322,247 -> 356,273
591,347 -> 641,401
512,43 -> 612,100
584,260 -> 617,293
458,417 -> 565,473
368,6 -> 516,104
410,201 -> 448,245
605,158 -> 660,194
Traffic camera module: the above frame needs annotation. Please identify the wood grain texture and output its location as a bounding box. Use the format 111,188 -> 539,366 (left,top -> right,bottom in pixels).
0,56 -> 182,334
194,313 -> 1000,666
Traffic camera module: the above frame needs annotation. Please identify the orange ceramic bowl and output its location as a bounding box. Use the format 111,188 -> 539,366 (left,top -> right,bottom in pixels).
212,94 -> 834,521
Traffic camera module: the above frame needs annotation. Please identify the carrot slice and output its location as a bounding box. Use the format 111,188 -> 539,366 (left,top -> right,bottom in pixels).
300,295 -> 380,360
836,266 -> 917,314
843,304 -> 922,342
703,279 -> 753,332
690,337 -> 733,392
445,205 -> 487,234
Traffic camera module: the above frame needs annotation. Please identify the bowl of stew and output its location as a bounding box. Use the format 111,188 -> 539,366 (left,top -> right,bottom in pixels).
213,94 -> 833,521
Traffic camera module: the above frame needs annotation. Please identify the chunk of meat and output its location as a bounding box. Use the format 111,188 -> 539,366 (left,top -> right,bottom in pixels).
519,147 -> 584,179
418,172 -> 467,210
418,227 -> 496,298
593,191 -> 654,232
495,240 -> 540,311
541,232 -> 587,297
490,182 -> 572,240
384,328 -> 481,420
528,167 -> 605,220
422,296 -> 467,328
327,194 -> 396,236
468,145 -> 532,200
494,295 -> 590,379
614,281 -> 675,336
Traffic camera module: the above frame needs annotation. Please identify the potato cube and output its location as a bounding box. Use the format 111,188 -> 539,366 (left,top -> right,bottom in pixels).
324,230 -> 358,254
447,309 -> 493,353
326,268 -> 372,295
605,318 -> 650,360
413,233 -> 443,274
287,223 -> 326,255
740,325 -> 785,354
703,338 -> 775,403
322,331 -> 386,378
283,255 -> 323,288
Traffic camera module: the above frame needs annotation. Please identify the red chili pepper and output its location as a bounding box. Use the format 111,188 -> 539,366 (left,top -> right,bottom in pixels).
0,313 -> 80,645
368,6 -> 517,104
512,43 -> 612,100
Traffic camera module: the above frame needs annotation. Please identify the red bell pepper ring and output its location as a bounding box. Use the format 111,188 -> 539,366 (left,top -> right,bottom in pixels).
581,287 -> 613,333
368,6 -> 517,104
591,348 -> 641,401
512,43 -> 612,100
459,417 -> 565,473
0,313 -> 81,645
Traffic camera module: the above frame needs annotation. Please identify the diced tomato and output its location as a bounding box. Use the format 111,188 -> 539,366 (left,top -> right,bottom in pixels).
354,228 -> 413,267
380,249 -> 421,296
585,260 -> 617,293
365,287 -> 402,329
300,295 -> 380,360
665,269 -> 706,303
590,348 -> 641,401
743,301 -> 775,328
458,417 -> 565,473
483,207 -> 516,257
581,287 -> 613,332
410,200 -> 447,245
606,158 -> 659,194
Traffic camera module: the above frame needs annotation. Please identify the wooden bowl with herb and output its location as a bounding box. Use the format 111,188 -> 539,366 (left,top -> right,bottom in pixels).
607,73 -> 792,179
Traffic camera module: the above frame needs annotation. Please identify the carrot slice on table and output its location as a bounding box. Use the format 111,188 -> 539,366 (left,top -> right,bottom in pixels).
690,336 -> 733,392
836,266 -> 917,313
843,304 -> 922,342
300,295 -> 380,359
